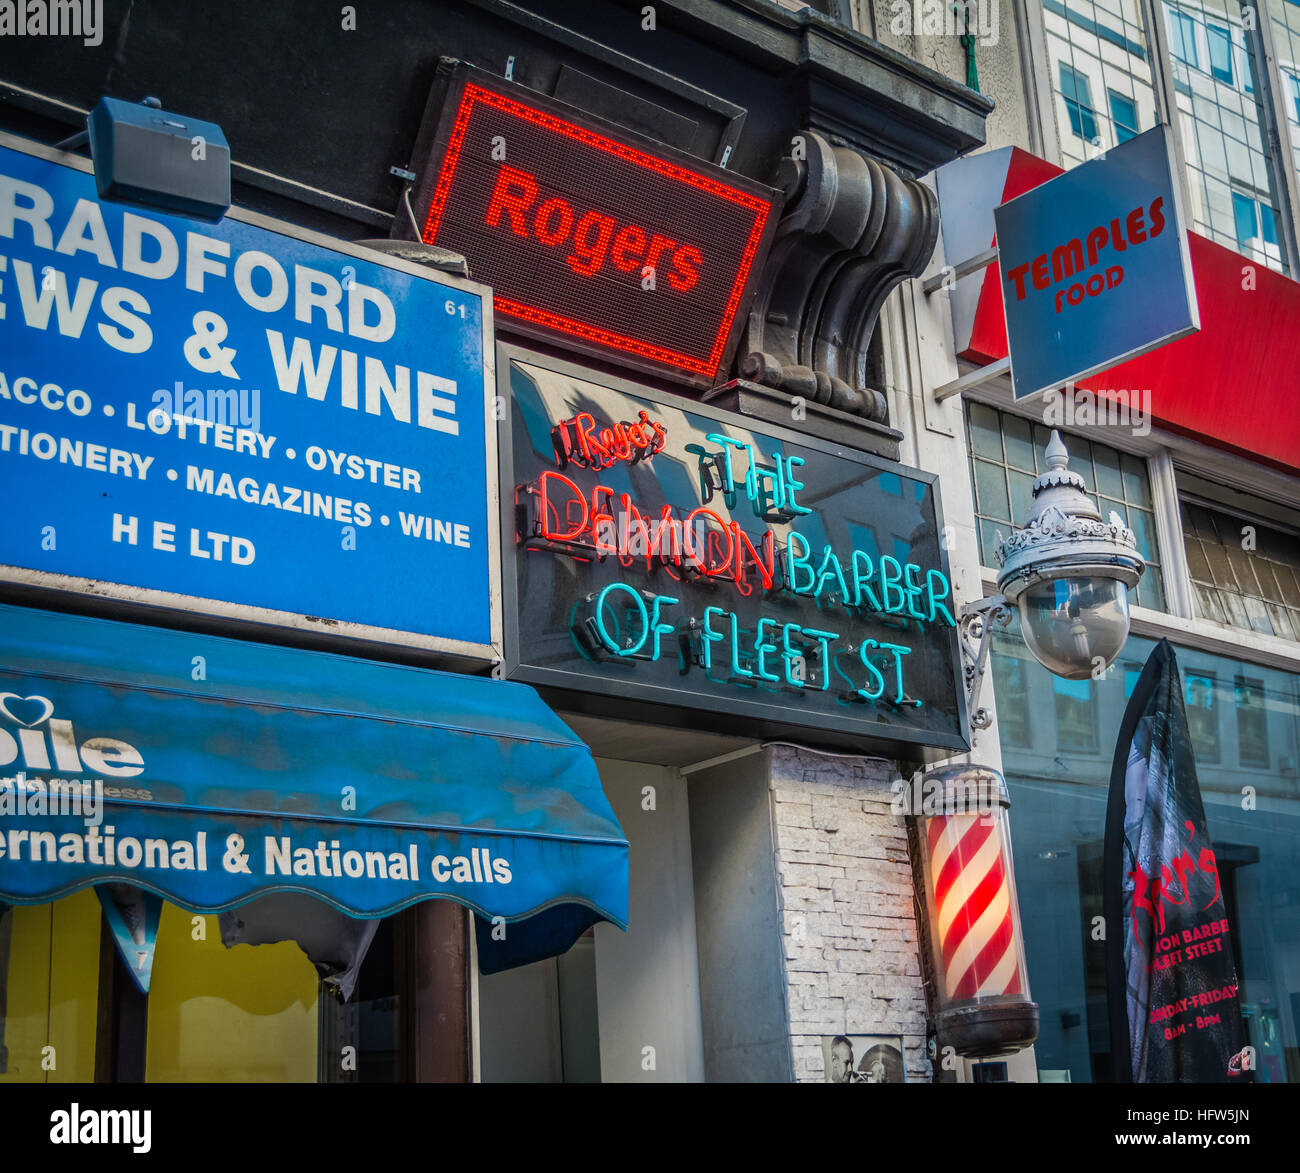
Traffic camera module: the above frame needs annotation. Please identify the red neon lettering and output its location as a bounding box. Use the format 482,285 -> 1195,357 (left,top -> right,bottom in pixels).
537,471 -> 587,541
590,485 -> 617,555
484,166 -> 537,236
731,523 -> 775,595
685,507 -> 734,579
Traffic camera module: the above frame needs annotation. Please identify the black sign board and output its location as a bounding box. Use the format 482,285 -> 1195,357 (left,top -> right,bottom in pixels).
500,347 -> 969,756
405,63 -> 780,389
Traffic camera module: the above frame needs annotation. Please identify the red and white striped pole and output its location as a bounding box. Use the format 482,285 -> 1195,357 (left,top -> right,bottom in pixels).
912,765 -> 1038,1058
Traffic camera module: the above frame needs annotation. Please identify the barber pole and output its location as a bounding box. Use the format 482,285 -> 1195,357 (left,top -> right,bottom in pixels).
927,812 -> 1024,1000
911,764 -> 1039,1057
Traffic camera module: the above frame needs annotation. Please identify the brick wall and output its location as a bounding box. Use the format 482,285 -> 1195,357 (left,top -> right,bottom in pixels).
768,744 -> 932,1083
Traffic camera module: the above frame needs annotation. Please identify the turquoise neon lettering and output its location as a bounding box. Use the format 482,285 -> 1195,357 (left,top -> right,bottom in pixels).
781,622 -> 806,689
754,618 -> 781,683
751,455 -> 782,514
786,532 -> 816,594
703,433 -> 745,503
784,455 -> 812,515
801,627 -> 838,690
728,610 -> 754,679
648,595 -> 678,662
701,606 -> 726,671
813,545 -> 850,602
879,555 -> 907,613
926,569 -> 957,627
879,641 -> 912,704
594,583 -> 647,657
856,639 -> 886,700
851,550 -> 882,611
902,562 -> 927,620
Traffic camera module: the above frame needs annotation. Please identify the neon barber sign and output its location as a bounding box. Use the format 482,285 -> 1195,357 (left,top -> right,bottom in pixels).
502,356 -> 970,754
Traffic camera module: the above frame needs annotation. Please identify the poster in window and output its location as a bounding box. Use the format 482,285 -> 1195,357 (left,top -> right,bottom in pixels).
1104,639 -> 1250,1082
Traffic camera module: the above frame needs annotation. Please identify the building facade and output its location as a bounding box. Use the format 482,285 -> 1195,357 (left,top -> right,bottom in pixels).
0,0 -> 1294,1086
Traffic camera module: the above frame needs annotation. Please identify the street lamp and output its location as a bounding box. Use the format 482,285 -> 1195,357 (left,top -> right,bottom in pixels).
960,429 -> 1145,731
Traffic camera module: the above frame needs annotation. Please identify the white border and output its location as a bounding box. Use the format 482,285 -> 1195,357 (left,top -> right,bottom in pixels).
0,130 -> 502,663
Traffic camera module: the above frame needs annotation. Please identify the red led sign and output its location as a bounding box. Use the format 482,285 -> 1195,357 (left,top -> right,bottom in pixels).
408,67 -> 781,386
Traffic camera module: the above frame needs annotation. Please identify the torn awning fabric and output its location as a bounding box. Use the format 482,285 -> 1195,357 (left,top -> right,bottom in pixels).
0,604 -> 628,973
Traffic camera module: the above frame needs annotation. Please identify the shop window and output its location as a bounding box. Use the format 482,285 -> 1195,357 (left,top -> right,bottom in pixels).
0,891 -> 100,1083
964,403 -> 1166,610
1235,676 -> 1270,767
1180,498 -> 1300,641
1207,23 -> 1234,84
0,896 -> 427,1083
1184,670 -> 1221,762
145,903 -> 320,1082
1108,90 -> 1140,141
1059,63 -> 1100,139
1053,675 -> 1098,752
991,625 -> 1300,1082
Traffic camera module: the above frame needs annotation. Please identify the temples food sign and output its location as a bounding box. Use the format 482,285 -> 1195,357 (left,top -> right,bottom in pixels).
994,125 -> 1199,399
408,64 -> 780,388
0,134 -> 497,658
501,350 -> 969,754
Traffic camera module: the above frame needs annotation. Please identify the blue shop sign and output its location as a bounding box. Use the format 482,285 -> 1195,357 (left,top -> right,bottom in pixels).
993,125 -> 1199,400
0,134 -> 497,656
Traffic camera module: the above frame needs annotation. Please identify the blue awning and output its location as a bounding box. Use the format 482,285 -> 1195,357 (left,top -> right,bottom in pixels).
0,604 -> 627,973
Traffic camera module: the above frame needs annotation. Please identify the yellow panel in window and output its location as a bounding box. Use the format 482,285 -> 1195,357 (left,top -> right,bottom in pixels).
47,889 -> 101,1082
145,904 -> 319,1083
0,890 -> 100,1084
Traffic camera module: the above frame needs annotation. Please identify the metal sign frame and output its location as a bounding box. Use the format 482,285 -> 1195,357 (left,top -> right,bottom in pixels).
496,341 -> 972,758
994,124 -> 1200,401
404,61 -> 782,391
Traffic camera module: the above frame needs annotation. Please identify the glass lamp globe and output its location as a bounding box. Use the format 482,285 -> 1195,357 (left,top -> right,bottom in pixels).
995,431 -> 1144,680
1015,573 -> 1131,680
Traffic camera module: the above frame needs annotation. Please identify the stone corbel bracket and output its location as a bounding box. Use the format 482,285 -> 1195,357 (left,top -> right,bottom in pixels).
740,131 -> 939,423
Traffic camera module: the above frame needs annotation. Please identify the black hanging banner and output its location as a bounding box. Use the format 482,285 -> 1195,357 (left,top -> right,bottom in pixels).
1104,639 -> 1249,1082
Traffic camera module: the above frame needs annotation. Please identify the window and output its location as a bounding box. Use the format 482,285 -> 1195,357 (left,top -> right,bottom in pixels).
1262,202 -> 1279,245
1169,8 -> 1199,66
964,403 -> 1166,611
1235,676 -> 1270,766
1181,499 -> 1300,640
990,631 -> 1300,1082
1108,90 -> 1140,141
1184,669 -> 1221,761
1060,63 -> 1100,140
1054,675 -> 1098,751
1041,0 -> 1158,166
1290,71 -> 1300,125
1207,23 -> 1234,83
1233,190 -> 1259,244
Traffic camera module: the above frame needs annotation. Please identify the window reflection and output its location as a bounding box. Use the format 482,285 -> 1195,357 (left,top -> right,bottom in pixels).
991,621 -> 1300,1081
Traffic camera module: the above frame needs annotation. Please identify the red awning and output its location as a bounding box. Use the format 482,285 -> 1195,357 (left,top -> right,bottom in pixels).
943,147 -> 1300,475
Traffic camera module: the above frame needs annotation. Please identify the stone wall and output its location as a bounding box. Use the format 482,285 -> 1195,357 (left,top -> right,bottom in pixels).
768,744 -> 932,1082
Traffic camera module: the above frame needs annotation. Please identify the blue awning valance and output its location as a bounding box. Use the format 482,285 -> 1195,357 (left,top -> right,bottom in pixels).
0,605 -> 627,973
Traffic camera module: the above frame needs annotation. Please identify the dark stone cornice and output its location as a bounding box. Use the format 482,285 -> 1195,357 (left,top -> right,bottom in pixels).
644,0 -> 995,175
